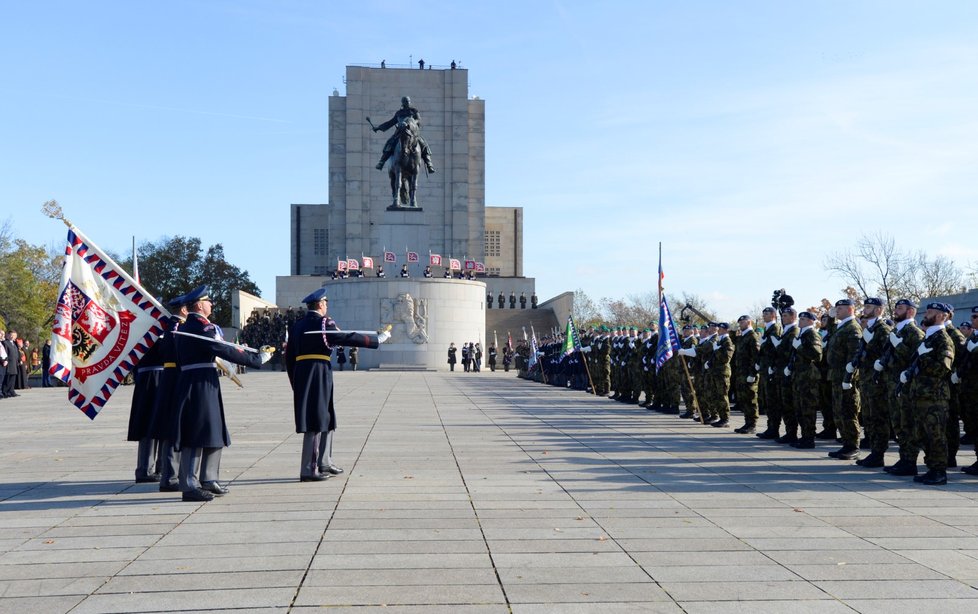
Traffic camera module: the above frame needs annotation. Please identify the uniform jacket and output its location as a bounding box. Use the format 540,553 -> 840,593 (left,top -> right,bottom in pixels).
826,317 -> 862,384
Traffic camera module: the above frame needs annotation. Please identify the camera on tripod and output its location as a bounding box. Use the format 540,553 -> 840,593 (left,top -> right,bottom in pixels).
771,288 -> 794,311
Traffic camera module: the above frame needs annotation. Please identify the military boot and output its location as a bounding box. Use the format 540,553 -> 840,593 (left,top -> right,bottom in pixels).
828,444 -> 859,460
756,427 -> 780,440
914,469 -> 948,485
885,459 -> 918,476
776,432 -> 799,444
734,422 -> 756,434
856,451 -> 885,468
962,461 -> 978,476
792,437 -> 816,449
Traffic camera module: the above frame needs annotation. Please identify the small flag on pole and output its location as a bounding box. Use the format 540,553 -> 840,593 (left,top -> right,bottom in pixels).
561,315 -> 582,357
384,251 -> 396,263
347,258 -> 360,271
449,258 -> 461,271
474,262 -> 485,272
407,251 -> 419,263
429,253 -> 442,266
362,256 -> 374,269
337,260 -> 347,271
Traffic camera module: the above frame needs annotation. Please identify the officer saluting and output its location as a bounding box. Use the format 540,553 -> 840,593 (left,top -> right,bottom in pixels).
285,288 -> 390,482
173,285 -> 272,502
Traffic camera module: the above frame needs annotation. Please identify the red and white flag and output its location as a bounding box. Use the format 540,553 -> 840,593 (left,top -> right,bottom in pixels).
347,258 -> 360,270
449,258 -> 461,271
384,251 -> 396,263
51,227 -> 166,419
362,256 -> 374,269
337,260 -> 348,271
475,262 -> 485,273
464,259 -> 476,270
429,253 -> 442,266
407,251 -> 419,263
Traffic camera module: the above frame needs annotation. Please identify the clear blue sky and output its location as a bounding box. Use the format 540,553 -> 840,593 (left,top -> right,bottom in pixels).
3,1 -> 977,319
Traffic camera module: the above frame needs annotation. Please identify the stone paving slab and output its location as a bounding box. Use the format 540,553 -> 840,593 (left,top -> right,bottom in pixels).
2,370 -> 978,612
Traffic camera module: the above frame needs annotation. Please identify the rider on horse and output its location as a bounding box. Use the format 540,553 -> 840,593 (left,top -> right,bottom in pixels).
373,96 -> 436,173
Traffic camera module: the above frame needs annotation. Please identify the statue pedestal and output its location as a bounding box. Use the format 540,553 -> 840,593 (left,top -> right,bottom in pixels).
386,204 -> 424,212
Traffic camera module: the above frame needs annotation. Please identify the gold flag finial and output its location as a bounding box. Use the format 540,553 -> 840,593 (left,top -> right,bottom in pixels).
41,200 -> 72,227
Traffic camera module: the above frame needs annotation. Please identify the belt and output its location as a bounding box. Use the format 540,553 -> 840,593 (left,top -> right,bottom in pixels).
180,362 -> 217,371
137,366 -> 165,373
163,362 -> 177,369
296,354 -> 331,362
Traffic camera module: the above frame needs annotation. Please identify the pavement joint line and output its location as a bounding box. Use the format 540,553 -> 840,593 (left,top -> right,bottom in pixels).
428,375 -> 514,613
284,372 -> 397,613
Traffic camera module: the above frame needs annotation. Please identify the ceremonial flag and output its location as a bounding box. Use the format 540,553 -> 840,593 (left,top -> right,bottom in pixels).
464,259 -> 475,270
407,251 -> 419,263
362,256 -> 374,269
507,332 -> 513,351
655,247 -> 681,371
449,258 -> 461,271
528,332 -> 539,369
50,227 -> 167,419
561,315 -> 582,357
474,262 -> 485,273
337,260 -> 347,271
429,253 -> 442,266
347,258 -> 360,271
384,251 -> 396,263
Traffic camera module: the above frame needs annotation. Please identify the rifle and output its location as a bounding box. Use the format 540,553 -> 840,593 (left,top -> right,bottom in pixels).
843,337 -> 868,386
895,352 -> 921,397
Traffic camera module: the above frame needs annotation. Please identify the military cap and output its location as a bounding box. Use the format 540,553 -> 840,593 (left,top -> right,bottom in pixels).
835,298 -> 854,306
799,311 -> 817,321
781,306 -> 797,315
699,324 -> 709,330
716,322 -> 729,330
682,324 -> 694,331
629,326 -> 637,331
183,285 -> 212,304
972,306 -> 978,314
864,297 -> 884,306
895,299 -> 917,309
301,287 -> 329,304
167,293 -> 187,308
945,303 -> 955,312
961,321 -> 973,328
925,302 -> 951,313
737,315 -> 751,323
762,306 -> 776,314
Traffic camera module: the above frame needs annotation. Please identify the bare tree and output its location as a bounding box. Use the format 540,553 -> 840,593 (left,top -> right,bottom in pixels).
825,232 -> 911,311
904,252 -> 965,302
572,288 -> 601,327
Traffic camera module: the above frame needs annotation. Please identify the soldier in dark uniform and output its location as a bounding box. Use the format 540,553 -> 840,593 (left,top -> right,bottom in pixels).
488,344 -> 497,371
854,298 -> 893,468
372,96 -> 436,173
756,307 -> 783,439
487,292 -> 493,309
520,292 -> 527,309
733,316 -> 760,433
790,311 -> 823,448
443,268 -> 452,279
336,347 -> 346,371
509,292 -> 517,309
498,292 -> 505,309
172,286 -> 271,502
903,303 -> 955,484
882,299 -> 926,476
943,306 -> 967,468
423,266 -> 433,278
708,323 -> 734,427
285,288 -> 388,481
678,325 -> 699,419
147,293 -> 190,491
128,303 -> 166,484
817,313 -> 837,439
774,308 -> 800,443
377,266 -> 386,278
825,298 -> 863,460
399,264 -> 410,278
960,307 -> 978,476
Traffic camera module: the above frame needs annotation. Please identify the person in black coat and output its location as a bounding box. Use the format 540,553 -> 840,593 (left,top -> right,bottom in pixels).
461,343 -> 471,372
147,294 -> 189,492
448,343 -> 457,371
2,331 -> 20,397
172,286 -> 270,502
336,347 -> 346,371
128,314 -> 166,484
488,345 -> 497,371
285,288 -> 388,481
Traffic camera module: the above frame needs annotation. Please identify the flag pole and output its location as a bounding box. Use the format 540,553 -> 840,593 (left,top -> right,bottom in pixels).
570,316 -> 596,395
660,241 -> 704,424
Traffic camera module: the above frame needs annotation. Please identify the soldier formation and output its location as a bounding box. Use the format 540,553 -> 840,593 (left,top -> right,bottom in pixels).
522,297 -> 978,487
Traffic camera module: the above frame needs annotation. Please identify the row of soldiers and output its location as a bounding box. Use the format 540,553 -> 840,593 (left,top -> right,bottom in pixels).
529,298 -> 978,486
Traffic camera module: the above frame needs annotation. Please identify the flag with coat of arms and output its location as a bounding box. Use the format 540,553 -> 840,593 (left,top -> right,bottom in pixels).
50,227 -> 167,419
406,251 -> 419,263
347,258 -> 360,270
429,253 -> 442,266
384,251 -> 396,263
337,260 -> 347,271
449,258 -> 461,271
362,256 -> 374,269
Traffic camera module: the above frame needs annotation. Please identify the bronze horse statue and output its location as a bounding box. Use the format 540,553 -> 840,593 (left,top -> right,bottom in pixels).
386,116 -> 422,208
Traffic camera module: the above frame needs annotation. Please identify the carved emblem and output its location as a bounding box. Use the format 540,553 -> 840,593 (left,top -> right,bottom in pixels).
380,293 -> 428,344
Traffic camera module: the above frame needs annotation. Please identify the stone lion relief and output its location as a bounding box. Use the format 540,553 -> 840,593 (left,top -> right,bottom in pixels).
380,292 -> 428,344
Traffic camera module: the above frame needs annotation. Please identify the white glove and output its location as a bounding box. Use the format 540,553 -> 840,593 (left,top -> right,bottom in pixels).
951,372 -> 961,384
862,329 -> 873,343
784,367 -> 791,377
754,363 -> 760,372
792,338 -> 801,349
845,363 -> 855,374
899,371 -> 908,384
378,331 -> 391,343
704,361 -> 710,370
746,375 -> 756,383
259,351 -> 272,364
873,359 -> 884,372
917,342 -> 933,355
679,348 -> 695,357
581,346 -> 591,353
889,332 -> 902,348
771,337 -> 782,347
767,367 -> 774,375
968,339 -> 978,352
712,342 -> 719,351
842,382 -> 853,390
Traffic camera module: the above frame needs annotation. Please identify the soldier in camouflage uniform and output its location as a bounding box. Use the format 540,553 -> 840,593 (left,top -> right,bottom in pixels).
774,307 -> 800,443
756,307 -> 783,439
943,307 -> 967,468
960,308 -> 978,476
817,313 -> 837,439
881,299 -> 926,476
825,298 -> 863,460
902,302 -> 956,485
706,323 -> 734,427
733,315 -> 760,434
594,327 -> 612,396
679,325 -> 712,421
678,325 -> 700,419
854,298 -> 893,469
789,311 -> 823,448
609,328 -> 623,400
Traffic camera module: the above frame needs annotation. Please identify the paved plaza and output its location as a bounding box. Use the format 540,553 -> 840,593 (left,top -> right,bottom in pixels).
2,371 -> 978,613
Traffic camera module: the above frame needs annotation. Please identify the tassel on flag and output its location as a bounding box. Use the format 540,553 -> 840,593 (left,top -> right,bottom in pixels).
449,258 -> 461,271
347,258 -> 360,271
50,226 -> 167,419
384,251 -> 396,263
429,253 -> 442,266
362,256 -> 374,269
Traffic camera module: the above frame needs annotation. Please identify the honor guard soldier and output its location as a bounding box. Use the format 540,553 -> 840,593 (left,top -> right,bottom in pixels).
128,301 -> 167,484
881,299 -> 926,476
774,308 -> 800,443
960,307 -> 978,476
147,293 -> 189,492
817,313 -> 837,439
943,306 -> 967,468
790,311 -> 823,448
825,298 -> 863,460
678,325 -> 699,419
902,303 -> 955,485
399,264 -> 410,278
733,316 -> 760,433
707,322 -> 734,427
756,307 -> 783,439
172,285 -> 272,502
285,288 -> 389,482
854,298 -> 893,468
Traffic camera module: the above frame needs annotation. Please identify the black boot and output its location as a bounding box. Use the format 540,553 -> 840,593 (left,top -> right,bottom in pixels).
776,432 -> 799,444
856,451 -> 885,468
756,427 -> 780,440
885,459 -> 918,476
828,444 -> 859,460
792,437 -> 816,449
734,422 -> 756,434
962,461 -> 978,476
914,469 -> 948,485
